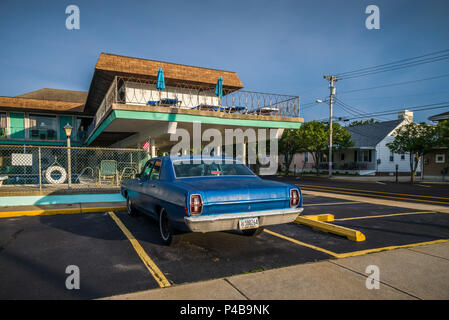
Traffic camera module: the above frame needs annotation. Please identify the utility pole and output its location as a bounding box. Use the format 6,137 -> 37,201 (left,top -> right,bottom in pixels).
324,75 -> 339,178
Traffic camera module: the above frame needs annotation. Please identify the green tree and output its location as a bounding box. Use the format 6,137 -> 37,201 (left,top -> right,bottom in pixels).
436,119 -> 449,149
278,129 -> 302,175
279,121 -> 354,175
348,118 -> 379,127
386,122 -> 438,183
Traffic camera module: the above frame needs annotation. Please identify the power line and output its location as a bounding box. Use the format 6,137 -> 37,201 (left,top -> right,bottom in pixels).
313,101 -> 449,122
340,102 -> 449,121
338,73 -> 449,94
334,49 -> 449,79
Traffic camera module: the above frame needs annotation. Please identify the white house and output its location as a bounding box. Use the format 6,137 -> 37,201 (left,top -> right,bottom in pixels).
316,110 -> 420,176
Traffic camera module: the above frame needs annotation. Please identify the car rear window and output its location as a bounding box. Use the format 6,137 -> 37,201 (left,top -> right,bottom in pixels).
173,160 -> 255,178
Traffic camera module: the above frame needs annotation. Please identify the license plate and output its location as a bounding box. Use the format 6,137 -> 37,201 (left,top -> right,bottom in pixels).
239,217 -> 259,230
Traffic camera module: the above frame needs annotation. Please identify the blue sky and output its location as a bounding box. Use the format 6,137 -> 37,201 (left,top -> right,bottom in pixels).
0,0 -> 448,123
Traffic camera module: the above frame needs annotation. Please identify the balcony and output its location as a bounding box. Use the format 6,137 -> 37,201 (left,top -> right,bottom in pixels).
87,76 -> 301,140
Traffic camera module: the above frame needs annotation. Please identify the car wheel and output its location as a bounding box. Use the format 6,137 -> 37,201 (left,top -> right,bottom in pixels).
158,207 -> 180,246
242,227 -> 265,237
126,195 -> 138,216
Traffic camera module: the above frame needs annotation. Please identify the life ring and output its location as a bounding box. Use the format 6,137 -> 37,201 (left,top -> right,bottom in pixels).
45,166 -> 67,184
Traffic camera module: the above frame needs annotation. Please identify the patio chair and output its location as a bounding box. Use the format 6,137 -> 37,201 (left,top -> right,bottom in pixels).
98,160 -> 119,186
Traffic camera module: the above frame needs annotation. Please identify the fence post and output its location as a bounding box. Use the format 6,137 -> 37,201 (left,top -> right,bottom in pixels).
67,144 -> 72,189
38,147 -> 42,191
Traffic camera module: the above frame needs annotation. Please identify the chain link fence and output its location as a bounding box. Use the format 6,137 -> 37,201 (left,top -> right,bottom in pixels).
0,145 -> 149,194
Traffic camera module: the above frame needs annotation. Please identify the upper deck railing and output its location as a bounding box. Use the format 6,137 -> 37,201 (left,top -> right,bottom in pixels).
87,76 -> 301,141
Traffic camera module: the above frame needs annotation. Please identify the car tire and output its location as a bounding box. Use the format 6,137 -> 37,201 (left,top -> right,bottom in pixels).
242,227 -> 265,237
126,195 -> 138,217
158,207 -> 181,246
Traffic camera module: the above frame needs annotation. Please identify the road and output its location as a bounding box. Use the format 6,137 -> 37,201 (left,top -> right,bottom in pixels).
267,176 -> 449,206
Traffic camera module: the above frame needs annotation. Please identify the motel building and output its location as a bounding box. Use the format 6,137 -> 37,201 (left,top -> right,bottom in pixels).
0,53 -> 303,198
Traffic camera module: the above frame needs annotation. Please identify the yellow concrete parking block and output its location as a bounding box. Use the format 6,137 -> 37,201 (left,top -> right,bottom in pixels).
294,216 -> 366,242
300,214 -> 335,222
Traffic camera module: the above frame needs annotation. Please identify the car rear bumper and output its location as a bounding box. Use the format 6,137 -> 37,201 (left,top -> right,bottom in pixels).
184,207 -> 303,233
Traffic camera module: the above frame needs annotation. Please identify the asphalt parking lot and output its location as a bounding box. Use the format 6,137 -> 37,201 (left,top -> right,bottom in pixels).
1,192 -> 449,299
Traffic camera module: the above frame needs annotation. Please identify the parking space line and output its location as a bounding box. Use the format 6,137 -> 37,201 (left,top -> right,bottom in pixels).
336,239 -> 449,259
334,211 -> 435,221
108,212 -> 171,288
264,229 -> 340,258
266,228 -> 449,259
303,201 -> 362,207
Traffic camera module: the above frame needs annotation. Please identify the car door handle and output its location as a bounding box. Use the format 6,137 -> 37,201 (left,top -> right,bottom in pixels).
151,184 -> 156,188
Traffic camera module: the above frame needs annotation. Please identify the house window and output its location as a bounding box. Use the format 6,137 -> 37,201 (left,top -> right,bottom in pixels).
362,150 -> 371,162
436,154 -> 445,163
304,152 -> 309,163
0,113 -> 6,138
389,151 -> 394,162
29,114 -> 57,140
401,154 -> 405,160
340,153 -> 345,161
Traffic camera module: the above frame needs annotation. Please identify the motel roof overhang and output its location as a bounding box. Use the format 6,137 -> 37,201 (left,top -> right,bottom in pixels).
86,104 -> 304,147
0,96 -> 85,115
84,53 -> 245,115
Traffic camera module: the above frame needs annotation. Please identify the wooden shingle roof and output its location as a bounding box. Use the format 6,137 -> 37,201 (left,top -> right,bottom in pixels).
17,88 -> 88,104
85,53 -> 244,114
0,96 -> 85,113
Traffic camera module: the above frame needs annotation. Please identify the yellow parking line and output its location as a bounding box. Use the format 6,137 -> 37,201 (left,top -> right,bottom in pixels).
300,184 -> 449,200
334,211 -> 435,221
336,239 -> 449,258
264,229 -> 340,257
265,228 -> 449,259
108,212 -> 171,288
301,186 -> 449,205
303,201 -> 362,207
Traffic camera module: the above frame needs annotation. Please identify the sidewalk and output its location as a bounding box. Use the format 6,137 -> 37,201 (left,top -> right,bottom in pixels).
101,241 -> 449,300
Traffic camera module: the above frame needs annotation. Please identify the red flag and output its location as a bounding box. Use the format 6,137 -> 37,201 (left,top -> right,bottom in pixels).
142,141 -> 150,150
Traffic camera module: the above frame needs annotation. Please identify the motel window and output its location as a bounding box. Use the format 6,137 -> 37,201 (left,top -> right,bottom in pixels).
436,154 -> 445,164
75,116 -> 92,141
0,113 -> 6,138
29,114 -> 57,140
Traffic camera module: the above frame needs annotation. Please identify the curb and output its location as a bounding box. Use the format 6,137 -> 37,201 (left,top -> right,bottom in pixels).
0,203 -> 126,219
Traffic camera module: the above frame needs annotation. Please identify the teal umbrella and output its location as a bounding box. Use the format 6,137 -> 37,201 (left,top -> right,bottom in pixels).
156,68 -> 165,91
214,76 -> 223,98
215,76 -> 223,108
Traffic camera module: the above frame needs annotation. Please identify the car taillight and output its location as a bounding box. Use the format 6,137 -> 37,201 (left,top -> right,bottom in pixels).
190,194 -> 203,215
290,189 -> 300,207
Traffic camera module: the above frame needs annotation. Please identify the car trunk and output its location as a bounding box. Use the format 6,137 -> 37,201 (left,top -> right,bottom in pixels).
180,177 -> 290,215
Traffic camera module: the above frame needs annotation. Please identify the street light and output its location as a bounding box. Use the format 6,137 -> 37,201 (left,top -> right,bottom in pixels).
64,124 -> 73,188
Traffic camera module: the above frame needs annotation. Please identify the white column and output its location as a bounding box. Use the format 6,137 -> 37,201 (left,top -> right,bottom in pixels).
242,142 -> 247,164
151,139 -> 157,158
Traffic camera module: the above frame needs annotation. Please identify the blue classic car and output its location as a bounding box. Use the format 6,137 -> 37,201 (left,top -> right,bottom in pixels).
121,156 -> 303,245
